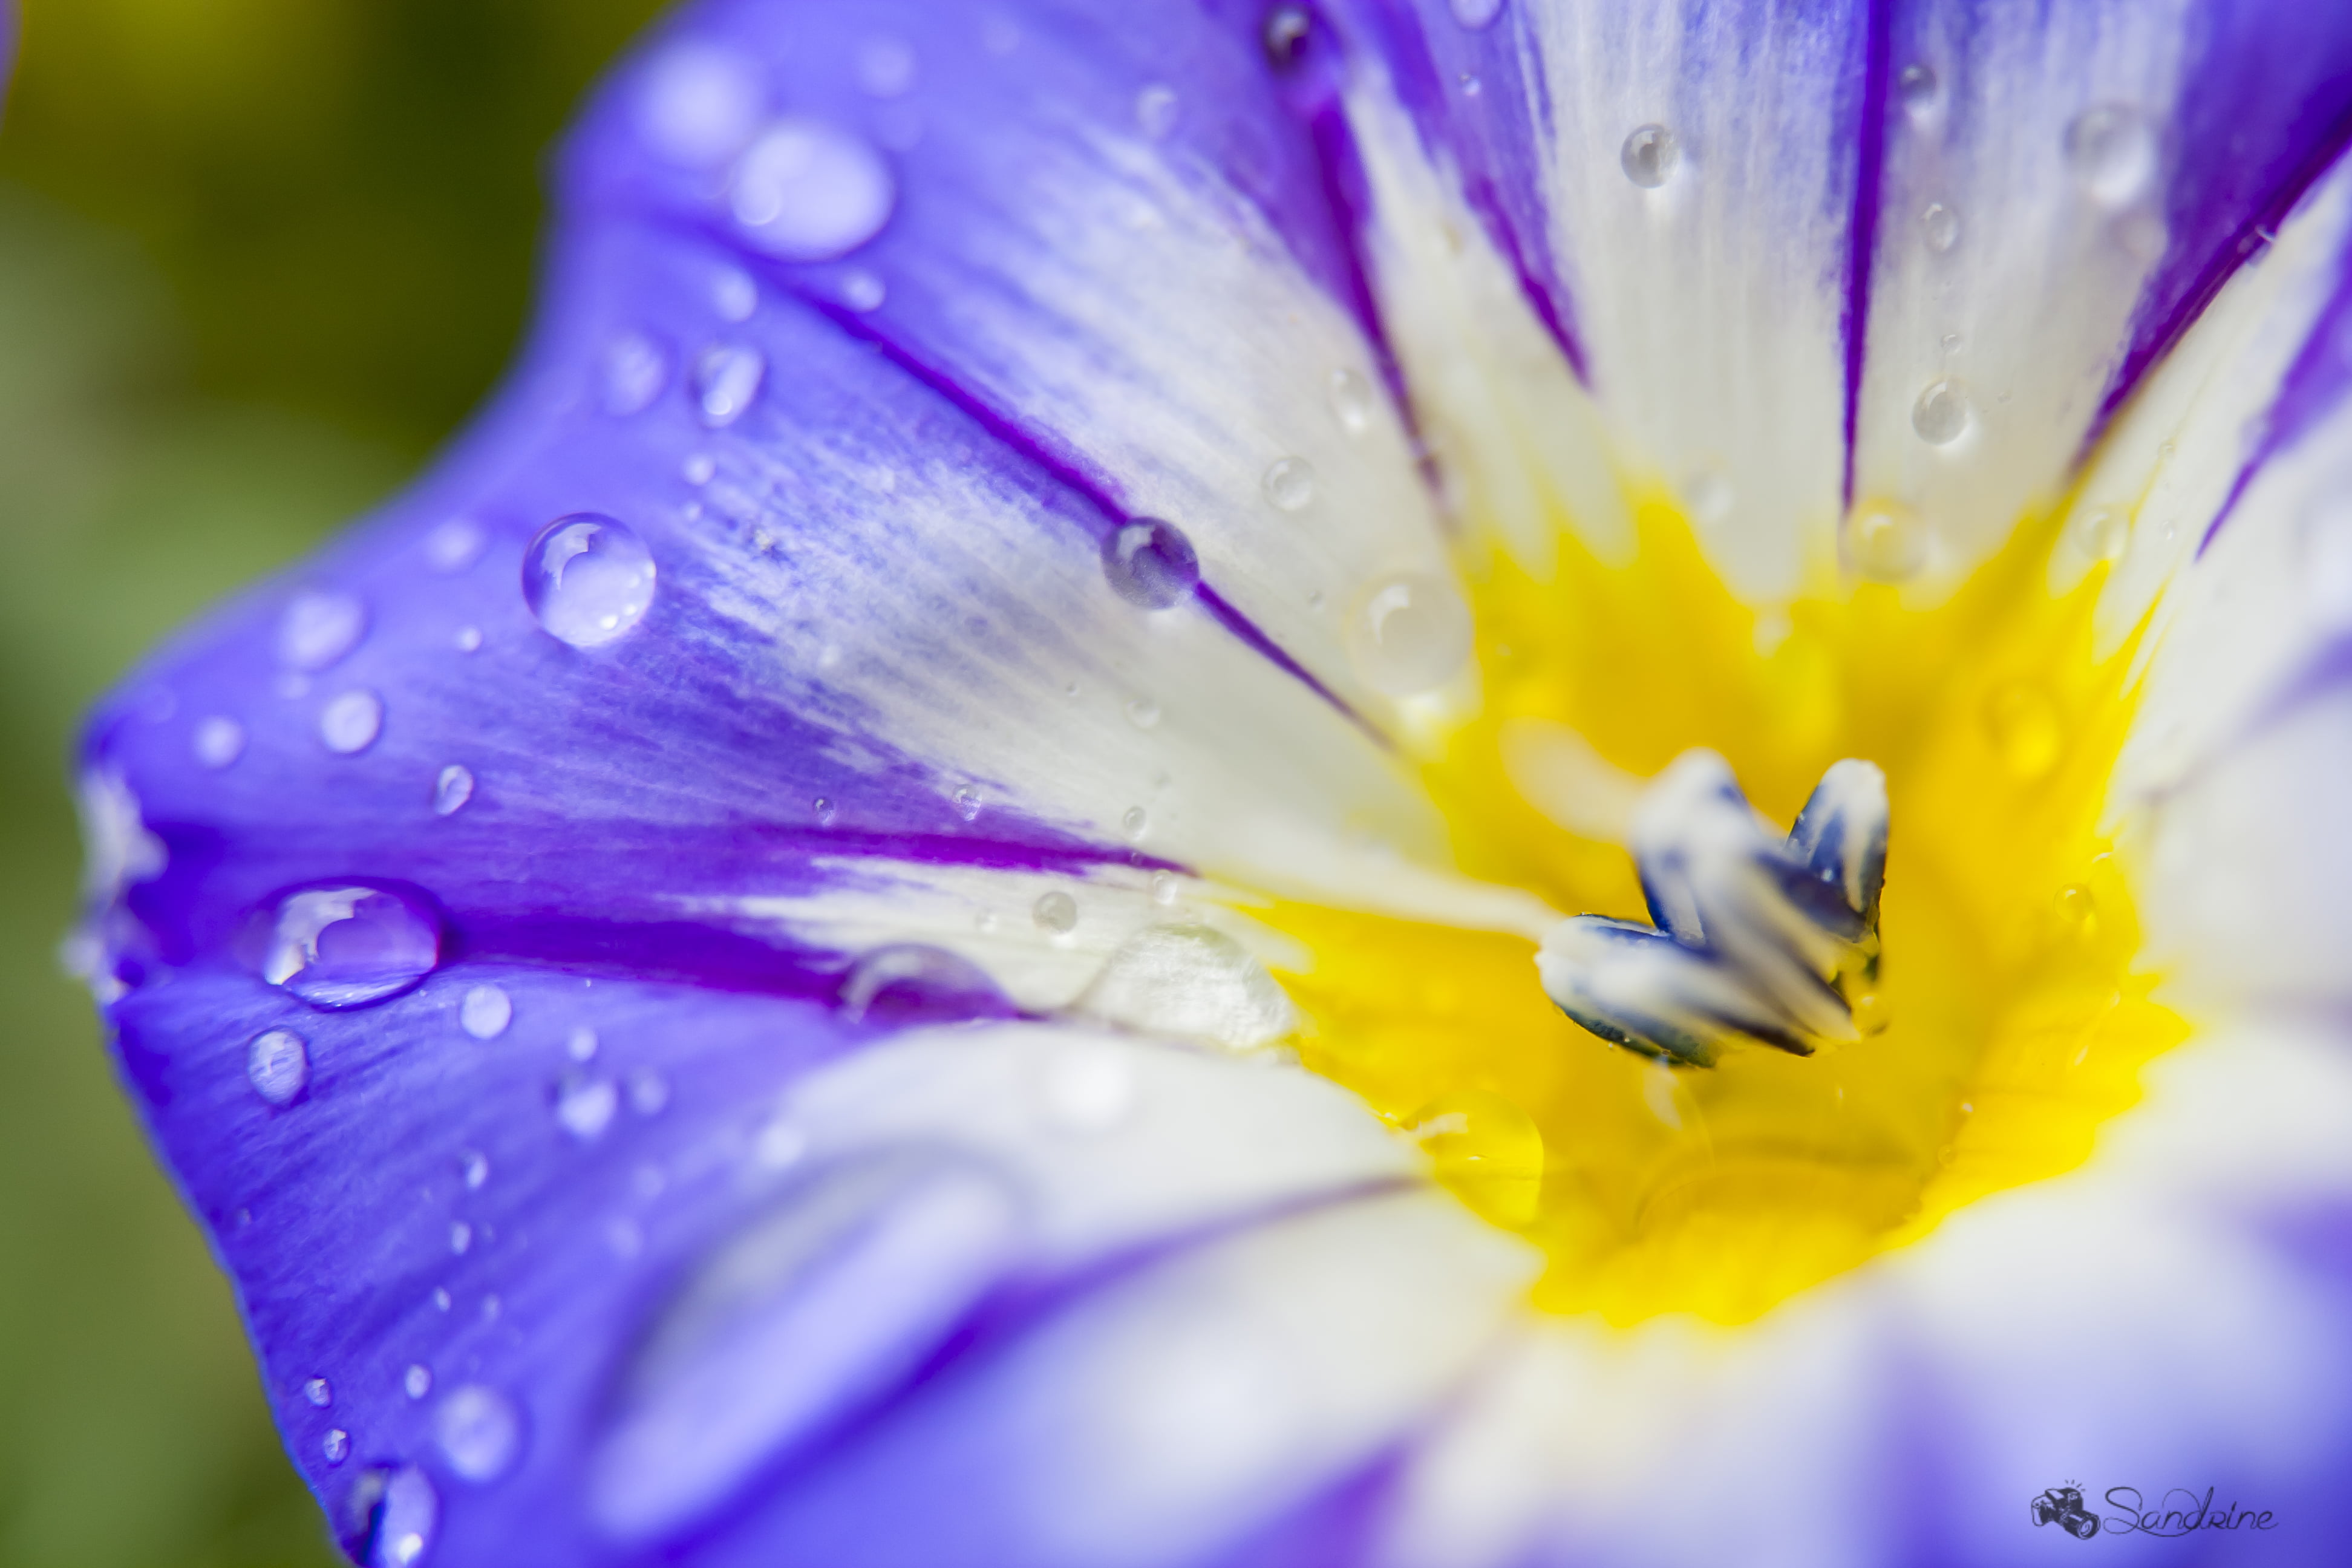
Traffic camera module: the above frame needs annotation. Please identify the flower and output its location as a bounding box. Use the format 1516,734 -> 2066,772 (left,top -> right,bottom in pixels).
66,0 -> 2352,1564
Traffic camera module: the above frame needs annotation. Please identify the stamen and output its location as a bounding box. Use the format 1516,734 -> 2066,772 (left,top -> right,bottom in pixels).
1536,751 -> 1887,1068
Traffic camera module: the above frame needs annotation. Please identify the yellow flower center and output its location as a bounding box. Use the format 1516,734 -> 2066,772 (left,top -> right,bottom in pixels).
1265,494 -> 2187,1325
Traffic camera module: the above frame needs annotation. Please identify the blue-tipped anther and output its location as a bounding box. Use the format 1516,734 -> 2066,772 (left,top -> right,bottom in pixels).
1536,751 -> 1888,1068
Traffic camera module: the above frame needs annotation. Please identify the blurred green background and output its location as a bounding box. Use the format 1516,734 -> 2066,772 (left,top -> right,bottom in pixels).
0,2 -> 662,1561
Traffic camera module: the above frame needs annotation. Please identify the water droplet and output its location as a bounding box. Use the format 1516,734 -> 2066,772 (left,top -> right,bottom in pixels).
363,1465 -> 438,1567
318,690 -> 383,755
1450,0 -> 1504,27
637,43 -> 763,167
1100,518 -> 1200,609
460,984 -> 512,1040
1121,805 -> 1149,842
425,518 -> 486,574
629,1068 -> 671,1117
482,1294 -> 502,1322
1026,889 -> 1078,936
433,1286 -> 451,1312
262,886 -> 440,1009
950,786 -> 982,823
603,333 -> 669,416
454,626 -> 483,653
840,269 -> 886,312
1457,72 -> 1482,98
305,1377 -> 333,1408
1985,681 -> 2063,779
2065,103 -> 2157,207
1328,368 -> 1374,436
2057,883 -> 2100,935
569,1025 -> 599,1063
247,1028 -> 310,1106
1262,456 -> 1316,512
322,1428 -> 350,1465
1150,871 -> 1179,906
1910,376 -> 1972,445
2075,506 -> 2128,561
1262,4 -> 1312,67
1036,1047 -> 1135,1132
194,716 -> 245,769
691,344 -> 765,428
462,1150 -> 490,1191
1846,500 -> 1929,583
1682,464 -> 1734,524
405,1365 -> 433,1400
1408,1088 -> 1544,1226
1919,201 -> 1960,253
557,1073 -> 620,1141
837,944 -> 1011,1026
1077,924 -> 1294,1052
279,591 -> 366,672
1345,572 -> 1472,696
812,795 -> 837,826
588,1153 -> 1019,1541
1135,83 -> 1179,139
431,765 -> 475,818
436,1385 -> 523,1483
1620,124 -> 1679,188
1898,62 -> 1939,114
449,1220 -> 472,1255
523,514 -> 657,647
730,119 -> 896,260
1122,696 -> 1161,730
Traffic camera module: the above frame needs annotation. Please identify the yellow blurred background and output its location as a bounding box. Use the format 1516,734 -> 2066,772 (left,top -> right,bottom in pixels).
0,2 -> 662,1560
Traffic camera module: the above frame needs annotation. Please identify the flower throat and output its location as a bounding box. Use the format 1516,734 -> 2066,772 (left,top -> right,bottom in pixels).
1261,497 -> 2186,1325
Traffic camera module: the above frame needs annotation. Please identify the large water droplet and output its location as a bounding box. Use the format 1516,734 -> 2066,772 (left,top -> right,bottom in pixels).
1846,500 -> 1929,583
1262,456 -> 1316,512
319,690 -> 383,755
1077,924 -> 1295,1052
1328,368 -> 1374,436
1032,889 -> 1078,935
460,984 -> 512,1040
247,1028 -> 310,1106
261,886 -> 440,1009
1450,0 -> 1504,28
1910,376 -> 1972,445
1985,681 -> 2062,779
637,44 -> 764,168
2066,103 -> 2157,207
603,333 -> 669,416
523,514 -> 657,648
433,765 -> 475,817
194,716 -> 245,770
691,344 -> 765,428
730,119 -> 896,261
1621,124 -> 1679,188
557,1073 -> 620,1141
589,1152 -> 1020,1541
279,591 -> 366,671
1100,518 -> 1200,609
1919,201 -> 1960,253
1345,572 -> 1472,696
2075,506 -> 2128,562
837,945 -> 1013,1026
1134,83 -> 1179,139
436,1385 -> 524,1483
363,1465 -> 437,1567
1897,62 -> 1939,114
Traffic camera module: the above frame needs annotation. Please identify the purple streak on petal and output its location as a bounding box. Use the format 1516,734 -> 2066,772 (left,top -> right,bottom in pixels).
2198,226 -> 2352,556
1334,0 -> 1592,385
1841,0 -> 1896,511
2081,1 -> 2352,463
